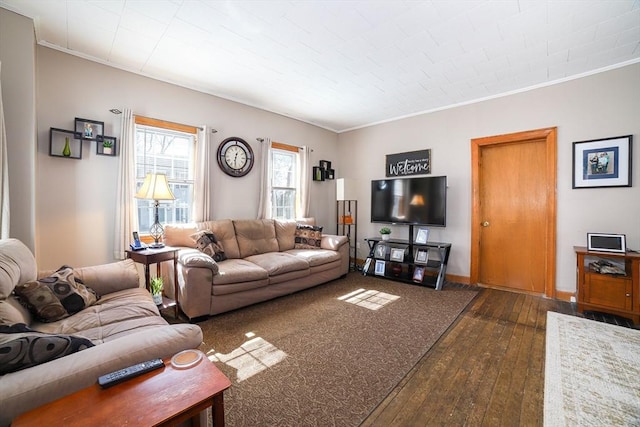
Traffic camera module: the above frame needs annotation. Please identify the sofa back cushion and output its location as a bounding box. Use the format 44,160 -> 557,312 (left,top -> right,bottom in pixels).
163,224 -> 198,248
0,296 -> 32,326
0,239 -> 38,299
196,219 -> 240,259
234,219 -> 279,258
274,218 -> 316,251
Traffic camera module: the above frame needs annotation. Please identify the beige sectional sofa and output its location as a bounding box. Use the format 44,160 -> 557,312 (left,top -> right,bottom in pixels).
0,238 -> 203,426
163,218 -> 350,320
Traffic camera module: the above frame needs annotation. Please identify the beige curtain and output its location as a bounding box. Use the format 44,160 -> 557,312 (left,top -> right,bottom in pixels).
257,138 -> 272,219
297,146 -> 311,218
113,108 -> 138,259
193,126 -> 212,222
0,63 -> 9,239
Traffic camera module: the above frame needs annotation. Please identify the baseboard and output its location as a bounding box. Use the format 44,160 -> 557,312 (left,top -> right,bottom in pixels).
555,290 -> 575,302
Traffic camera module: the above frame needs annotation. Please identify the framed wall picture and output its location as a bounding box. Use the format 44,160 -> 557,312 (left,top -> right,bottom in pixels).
390,248 -> 405,262
374,260 -> 386,276
413,266 -> 425,283
414,249 -> 429,264
375,243 -> 387,259
415,227 -> 430,244
75,118 -> 104,141
572,135 -> 632,188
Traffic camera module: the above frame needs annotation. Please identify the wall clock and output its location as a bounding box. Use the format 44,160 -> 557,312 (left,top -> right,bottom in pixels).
217,137 -> 254,177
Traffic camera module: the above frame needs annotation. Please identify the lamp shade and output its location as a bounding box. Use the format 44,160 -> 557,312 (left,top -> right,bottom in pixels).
336,178 -> 357,201
135,173 -> 175,201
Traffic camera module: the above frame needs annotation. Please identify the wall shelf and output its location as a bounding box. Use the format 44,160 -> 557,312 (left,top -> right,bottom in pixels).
49,128 -> 82,159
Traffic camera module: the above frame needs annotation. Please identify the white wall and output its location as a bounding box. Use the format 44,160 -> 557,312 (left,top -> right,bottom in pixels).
36,47 -> 339,270
338,63 -> 640,294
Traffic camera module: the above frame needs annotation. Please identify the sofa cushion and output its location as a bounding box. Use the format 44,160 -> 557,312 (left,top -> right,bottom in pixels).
245,252 -> 310,276
0,297 -> 32,326
294,224 -> 323,249
234,219 -> 279,258
163,224 -> 198,248
0,323 -> 94,375
14,266 -> 99,323
212,259 -> 269,286
285,248 -> 342,267
190,230 -> 227,262
0,238 -> 38,299
196,219 -> 240,259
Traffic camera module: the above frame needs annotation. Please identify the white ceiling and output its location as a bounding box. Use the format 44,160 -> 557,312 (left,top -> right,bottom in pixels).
2,0 -> 639,132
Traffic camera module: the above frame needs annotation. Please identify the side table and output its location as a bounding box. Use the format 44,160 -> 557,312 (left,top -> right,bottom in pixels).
126,246 -> 180,318
13,357 -> 232,426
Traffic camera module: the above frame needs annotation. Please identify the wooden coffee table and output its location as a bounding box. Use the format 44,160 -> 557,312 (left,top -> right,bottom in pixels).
13,356 -> 232,426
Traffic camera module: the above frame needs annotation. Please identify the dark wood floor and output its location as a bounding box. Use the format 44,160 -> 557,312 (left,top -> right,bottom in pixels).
361,286 -> 575,427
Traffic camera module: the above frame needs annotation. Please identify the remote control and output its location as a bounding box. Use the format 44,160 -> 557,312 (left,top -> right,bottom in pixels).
98,358 -> 165,388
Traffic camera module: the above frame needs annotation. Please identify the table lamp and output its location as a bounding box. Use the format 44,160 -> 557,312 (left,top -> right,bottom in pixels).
135,173 -> 175,248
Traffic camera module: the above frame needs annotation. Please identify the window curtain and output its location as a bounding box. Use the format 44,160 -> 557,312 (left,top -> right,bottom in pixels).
113,108 -> 138,259
193,126 -> 211,222
0,63 -> 9,239
297,146 -> 311,218
257,138 -> 272,219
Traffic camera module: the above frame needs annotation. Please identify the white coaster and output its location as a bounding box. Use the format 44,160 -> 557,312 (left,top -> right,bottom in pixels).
170,349 -> 204,369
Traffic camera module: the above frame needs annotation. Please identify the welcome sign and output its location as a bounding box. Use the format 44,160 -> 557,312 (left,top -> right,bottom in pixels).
386,149 -> 431,177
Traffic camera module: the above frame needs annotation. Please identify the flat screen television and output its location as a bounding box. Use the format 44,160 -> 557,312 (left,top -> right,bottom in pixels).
371,176 -> 447,226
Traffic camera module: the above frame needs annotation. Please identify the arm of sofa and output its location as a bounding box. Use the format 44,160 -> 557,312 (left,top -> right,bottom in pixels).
174,249 -> 219,320
321,234 -> 349,251
0,323 -> 203,427
71,259 -> 141,295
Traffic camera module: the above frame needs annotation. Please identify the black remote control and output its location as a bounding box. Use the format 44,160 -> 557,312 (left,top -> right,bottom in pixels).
98,358 -> 165,388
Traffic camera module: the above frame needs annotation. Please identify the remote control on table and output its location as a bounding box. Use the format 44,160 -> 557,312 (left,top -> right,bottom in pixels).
98,358 -> 165,388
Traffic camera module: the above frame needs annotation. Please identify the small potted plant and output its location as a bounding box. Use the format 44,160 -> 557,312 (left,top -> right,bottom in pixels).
102,139 -> 113,155
150,277 -> 163,305
380,226 -> 392,241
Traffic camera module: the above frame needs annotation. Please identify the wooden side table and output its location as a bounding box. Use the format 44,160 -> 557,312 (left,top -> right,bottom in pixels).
13,357 -> 232,426
126,246 -> 180,318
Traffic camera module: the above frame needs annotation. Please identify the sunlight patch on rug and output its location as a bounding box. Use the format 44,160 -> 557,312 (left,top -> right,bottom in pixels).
338,288 -> 400,310
206,333 -> 287,382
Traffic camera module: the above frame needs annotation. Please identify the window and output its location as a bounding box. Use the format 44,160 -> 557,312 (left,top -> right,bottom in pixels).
270,143 -> 299,219
134,117 -> 196,232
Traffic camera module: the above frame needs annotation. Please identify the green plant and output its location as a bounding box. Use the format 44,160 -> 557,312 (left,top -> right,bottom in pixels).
102,140 -> 113,148
150,277 -> 163,295
379,227 -> 391,235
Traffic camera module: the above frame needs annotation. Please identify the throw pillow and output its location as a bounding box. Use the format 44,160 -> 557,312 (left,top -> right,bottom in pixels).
0,323 -> 94,375
294,224 -> 323,249
14,266 -> 99,323
190,230 -> 227,262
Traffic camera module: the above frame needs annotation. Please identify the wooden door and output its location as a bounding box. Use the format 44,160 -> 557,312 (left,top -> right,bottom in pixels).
471,128 -> 557,297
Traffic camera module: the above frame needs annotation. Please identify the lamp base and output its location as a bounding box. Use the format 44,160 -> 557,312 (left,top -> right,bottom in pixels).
149,242 -> 165,249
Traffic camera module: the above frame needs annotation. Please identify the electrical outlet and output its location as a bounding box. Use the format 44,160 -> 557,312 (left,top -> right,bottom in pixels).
570,296 -> 576,303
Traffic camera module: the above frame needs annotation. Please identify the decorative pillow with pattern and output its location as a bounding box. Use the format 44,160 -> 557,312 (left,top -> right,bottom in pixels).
294,224 -> 323,249
0,323 -> 95,375
190,230 -> 227,262
14,266 -> 99,323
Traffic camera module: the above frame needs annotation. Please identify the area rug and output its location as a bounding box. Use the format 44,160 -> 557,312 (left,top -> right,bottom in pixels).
544,312 -> 640,426
196,273 -> 477,426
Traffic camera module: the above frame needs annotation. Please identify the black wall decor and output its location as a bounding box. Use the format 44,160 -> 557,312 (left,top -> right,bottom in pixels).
386,149 -> 431,177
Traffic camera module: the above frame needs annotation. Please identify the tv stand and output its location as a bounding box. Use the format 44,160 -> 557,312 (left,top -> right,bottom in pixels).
362,237 -> 451,290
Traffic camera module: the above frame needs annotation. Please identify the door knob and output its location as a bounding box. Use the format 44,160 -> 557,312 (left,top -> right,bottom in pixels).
481,221 -> 490,227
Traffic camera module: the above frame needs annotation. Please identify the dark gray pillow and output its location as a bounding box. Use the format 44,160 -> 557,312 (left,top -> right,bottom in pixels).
0,323 -> 95,375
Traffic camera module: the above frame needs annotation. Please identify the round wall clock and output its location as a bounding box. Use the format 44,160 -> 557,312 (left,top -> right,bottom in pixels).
217,137 -> 254,177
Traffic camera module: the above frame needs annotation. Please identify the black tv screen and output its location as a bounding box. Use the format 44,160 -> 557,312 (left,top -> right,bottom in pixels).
371,176 -> 447,226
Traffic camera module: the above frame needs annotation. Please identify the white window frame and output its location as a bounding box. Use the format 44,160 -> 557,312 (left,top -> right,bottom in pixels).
270,142 -> 301,219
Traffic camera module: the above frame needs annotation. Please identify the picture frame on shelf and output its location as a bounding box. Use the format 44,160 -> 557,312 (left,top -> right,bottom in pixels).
415,227 -> 430,244
414,249 -> 429,264
413,266 -> 425,283
49,128 -> 82,159
375,243 -> 387,259
319,160 -> 331,170
390,248 -> 405,262
75,118 -> 104,141
312,166 -> 325,181
572,135 -> 632,189
97,135 -> 117,156
374,260 -> 385,276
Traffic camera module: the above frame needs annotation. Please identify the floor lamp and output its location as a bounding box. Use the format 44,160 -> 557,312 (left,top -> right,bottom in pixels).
135,173 -> 175,248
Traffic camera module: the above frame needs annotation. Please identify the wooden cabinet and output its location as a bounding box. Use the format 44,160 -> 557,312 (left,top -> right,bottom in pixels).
575,246 -> 640,324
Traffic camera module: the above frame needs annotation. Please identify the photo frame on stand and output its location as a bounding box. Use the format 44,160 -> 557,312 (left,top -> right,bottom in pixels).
375,260 -> 386,276
415,227 -> 430,244
390,248 -> 405,262
414,249 -> 429,264
413,266 -> 425,283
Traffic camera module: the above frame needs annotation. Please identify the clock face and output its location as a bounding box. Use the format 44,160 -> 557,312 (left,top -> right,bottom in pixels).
217,137 -> 254,177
